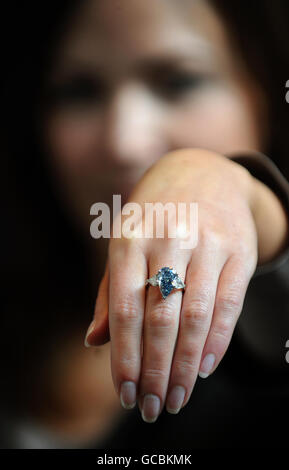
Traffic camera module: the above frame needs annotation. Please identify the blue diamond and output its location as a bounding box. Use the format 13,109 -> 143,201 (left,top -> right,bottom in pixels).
158,267 -> 177,299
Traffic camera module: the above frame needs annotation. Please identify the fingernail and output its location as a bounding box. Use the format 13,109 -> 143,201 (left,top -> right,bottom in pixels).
120,381 -> 136,410
166,385 -> 186,414
199,353 -> 216,378
84,320 -> 96,348
141,394 -> 160,423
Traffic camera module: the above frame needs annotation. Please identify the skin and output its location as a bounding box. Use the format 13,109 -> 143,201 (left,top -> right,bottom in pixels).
43,0 -> 288,429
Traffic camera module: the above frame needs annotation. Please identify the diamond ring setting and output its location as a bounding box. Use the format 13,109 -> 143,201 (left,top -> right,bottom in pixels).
145,267 -> 185,300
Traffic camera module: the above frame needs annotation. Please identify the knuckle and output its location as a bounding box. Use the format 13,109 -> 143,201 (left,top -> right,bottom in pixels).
247,255 -> 258,277
216,290 -> 241,313
142,367 -> 167,381
180,341 -> 200,362
200,226 -> 225,250
234,244 -> 257,270
236,239 -> 250,256
109,235 -> 144,260
206,230 -> 223,249
240,252 -> 257,278
173,356 -> 198,376
148,303 -> 177,329
118,352 -> 139,370
216,278 -> 245,313
182,299 -> 210,328
114,297 -> 141,325
212,317 -> 234,343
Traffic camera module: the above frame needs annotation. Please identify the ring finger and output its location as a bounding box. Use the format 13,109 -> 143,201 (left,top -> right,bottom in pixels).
138,251 -> 189,423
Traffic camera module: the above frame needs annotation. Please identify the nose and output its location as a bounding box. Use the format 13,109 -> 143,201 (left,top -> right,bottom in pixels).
100,81 -> 167,166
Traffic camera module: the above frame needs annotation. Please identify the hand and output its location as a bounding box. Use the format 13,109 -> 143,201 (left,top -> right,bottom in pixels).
84,148 -> 258,422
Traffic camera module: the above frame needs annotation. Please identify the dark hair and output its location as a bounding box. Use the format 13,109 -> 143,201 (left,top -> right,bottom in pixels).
1,1 -> 95,414
1,0 -> 289,414
210,0 -> 289,176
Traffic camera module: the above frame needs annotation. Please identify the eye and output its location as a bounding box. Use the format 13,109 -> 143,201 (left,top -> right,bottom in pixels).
152,72 -> 206,99
47,75 -> 106,108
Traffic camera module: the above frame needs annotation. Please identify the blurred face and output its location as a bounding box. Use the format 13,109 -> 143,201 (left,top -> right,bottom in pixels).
44,0 -> 268,229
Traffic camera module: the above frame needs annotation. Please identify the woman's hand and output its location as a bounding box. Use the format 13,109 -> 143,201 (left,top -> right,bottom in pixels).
85,148 -> 259,422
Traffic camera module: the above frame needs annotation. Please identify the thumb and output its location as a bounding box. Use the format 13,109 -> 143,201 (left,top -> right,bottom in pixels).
84,262 -> 110,346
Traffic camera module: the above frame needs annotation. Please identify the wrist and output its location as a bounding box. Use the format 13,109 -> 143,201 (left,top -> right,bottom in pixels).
251,176 -> 289,265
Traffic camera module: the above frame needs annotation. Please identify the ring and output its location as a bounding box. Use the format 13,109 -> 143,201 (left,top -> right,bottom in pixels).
145,266 -> 186,299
